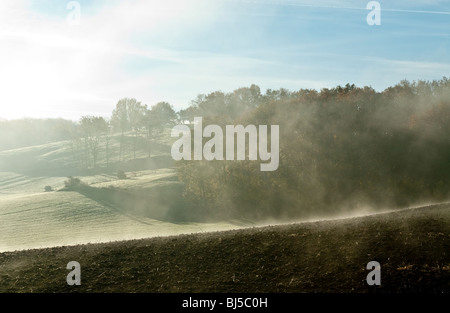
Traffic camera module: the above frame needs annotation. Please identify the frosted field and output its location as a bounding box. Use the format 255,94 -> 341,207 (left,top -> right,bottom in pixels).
0,171 -> 246,252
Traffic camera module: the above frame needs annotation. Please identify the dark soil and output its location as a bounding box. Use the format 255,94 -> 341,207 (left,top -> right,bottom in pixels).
0,204 -> 449,293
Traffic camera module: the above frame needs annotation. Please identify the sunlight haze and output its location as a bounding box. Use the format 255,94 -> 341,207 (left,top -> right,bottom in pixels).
0,0 -> 449,120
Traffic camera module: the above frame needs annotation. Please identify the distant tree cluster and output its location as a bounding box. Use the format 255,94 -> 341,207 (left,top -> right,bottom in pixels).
178,84 -> 262,123
175,78 -> 450,220
66,98 -> 177,170
110,98 -> 176,161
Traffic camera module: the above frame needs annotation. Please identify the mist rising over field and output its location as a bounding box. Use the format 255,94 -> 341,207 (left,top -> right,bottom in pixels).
1,79 -> 450,252
1,1 -> 450,297
173,79 -> 450,221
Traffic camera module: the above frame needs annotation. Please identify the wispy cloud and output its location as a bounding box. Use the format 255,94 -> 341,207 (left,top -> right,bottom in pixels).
0,0 -> 448,120
222,0 -> 450,14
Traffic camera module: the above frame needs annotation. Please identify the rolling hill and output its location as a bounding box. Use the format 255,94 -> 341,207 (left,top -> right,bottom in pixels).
0,133 -> 251,253
0,203 -> 448,293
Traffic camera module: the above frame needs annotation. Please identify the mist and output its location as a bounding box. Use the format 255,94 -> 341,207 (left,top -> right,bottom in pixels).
1,79 -> 450,254
174,79 -> 450,223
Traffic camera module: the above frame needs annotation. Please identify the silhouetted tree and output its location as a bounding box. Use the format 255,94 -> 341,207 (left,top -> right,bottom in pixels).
80,116 -> 108,168
111,98 -> 146,162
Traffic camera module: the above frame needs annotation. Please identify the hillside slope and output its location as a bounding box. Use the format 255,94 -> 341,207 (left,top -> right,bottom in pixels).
0,133 -> 247,252
0,203 -> 448,293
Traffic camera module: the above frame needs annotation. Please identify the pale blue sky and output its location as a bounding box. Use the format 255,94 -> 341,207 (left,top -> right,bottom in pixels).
0,0 -> 449,120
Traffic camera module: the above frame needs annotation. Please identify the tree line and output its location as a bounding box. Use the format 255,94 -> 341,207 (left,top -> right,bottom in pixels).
174,78 -> 450,220
2,78 -> 449,220
67,100 -> 177,170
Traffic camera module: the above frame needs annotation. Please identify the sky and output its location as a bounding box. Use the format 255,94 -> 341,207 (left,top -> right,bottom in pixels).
0,0 -> 449,121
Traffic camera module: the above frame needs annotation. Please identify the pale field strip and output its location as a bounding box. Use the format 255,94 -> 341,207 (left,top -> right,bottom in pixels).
0,171 -> 244,253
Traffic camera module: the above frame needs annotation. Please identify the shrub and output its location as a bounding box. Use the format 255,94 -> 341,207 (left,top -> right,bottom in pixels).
64,176 -> 82,189
117,170 -> 127,180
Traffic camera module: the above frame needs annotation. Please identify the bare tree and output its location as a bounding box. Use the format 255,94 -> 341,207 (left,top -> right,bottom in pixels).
80,116 -> 108,168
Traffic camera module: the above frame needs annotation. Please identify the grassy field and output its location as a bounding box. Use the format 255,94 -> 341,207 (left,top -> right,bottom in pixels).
0,169 -> 248,253
0,135 -> 251,253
